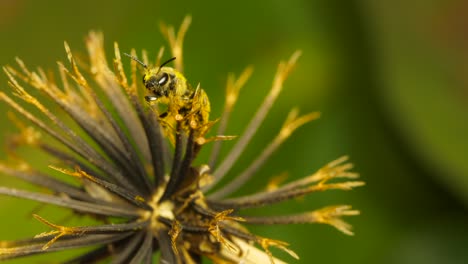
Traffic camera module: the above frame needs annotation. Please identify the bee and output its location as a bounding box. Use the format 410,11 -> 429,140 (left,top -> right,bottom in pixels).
124,54 -> 210,137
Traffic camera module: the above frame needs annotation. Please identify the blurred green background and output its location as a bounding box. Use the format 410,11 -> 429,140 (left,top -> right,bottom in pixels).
1,0 -> 468,263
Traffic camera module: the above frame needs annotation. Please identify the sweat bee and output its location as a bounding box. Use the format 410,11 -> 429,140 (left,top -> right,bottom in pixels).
124,54 -> 211,138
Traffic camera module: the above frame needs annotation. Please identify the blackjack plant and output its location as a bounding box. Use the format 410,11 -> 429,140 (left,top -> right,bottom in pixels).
0,16 -> 364,263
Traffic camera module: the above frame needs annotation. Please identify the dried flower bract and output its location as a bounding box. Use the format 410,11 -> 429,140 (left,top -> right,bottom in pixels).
0,16 -> 364,263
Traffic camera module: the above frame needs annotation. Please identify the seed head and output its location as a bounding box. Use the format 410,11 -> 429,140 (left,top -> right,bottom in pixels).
0,16 -> 364,263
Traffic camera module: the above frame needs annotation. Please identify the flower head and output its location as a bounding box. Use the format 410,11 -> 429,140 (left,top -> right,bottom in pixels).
0,16 -> 364,263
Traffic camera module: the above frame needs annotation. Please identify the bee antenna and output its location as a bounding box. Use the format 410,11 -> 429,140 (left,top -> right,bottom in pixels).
123,53 -> 147,69
159,57 -> 177,71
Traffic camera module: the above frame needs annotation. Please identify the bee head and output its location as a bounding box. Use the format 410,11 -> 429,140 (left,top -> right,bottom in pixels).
142,67 -> 176,99
123,53 -> 177,101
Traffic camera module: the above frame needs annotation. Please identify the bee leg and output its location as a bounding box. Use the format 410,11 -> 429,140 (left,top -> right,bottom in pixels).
145,95 -> 158,103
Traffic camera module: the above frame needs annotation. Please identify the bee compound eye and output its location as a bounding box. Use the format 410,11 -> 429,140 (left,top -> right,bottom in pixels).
158,73 -> 169,86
